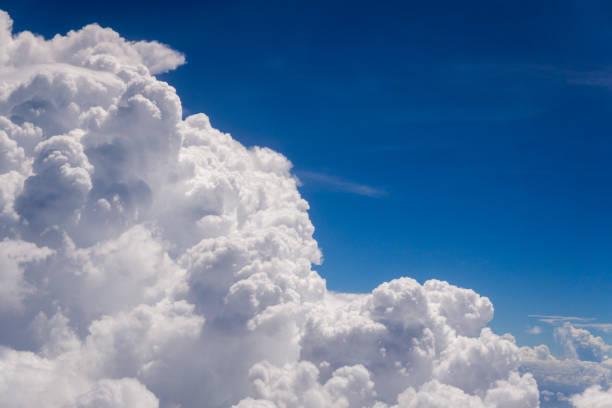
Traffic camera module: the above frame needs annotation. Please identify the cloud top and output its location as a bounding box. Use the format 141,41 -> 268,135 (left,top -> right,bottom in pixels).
0,10 -> 185,75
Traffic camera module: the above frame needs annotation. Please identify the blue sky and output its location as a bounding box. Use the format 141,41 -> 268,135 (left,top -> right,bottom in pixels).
7,0 -> 612,349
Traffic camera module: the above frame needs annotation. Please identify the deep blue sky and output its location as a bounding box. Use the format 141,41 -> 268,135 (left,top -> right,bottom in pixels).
5,0 -> 612,348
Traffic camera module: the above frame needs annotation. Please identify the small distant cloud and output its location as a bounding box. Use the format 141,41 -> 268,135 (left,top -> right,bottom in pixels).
457,62 -> 612,91
529,315 -> 612,333
564,69 -> 612,89
528,315 -> 595,325
523,65 -> 612,90
526,325 -> 543,335
296,171 -> 386,198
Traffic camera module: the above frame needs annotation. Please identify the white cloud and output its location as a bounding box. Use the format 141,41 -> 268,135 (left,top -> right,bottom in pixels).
555,323 -> 612,362
519,325 -> 612,407
574,324 -> 612,333
0,9 -> 540,408
296,170 -> 387,197
73,378 -> 160,408
526,326 -> 543,335
570,385 -> 612,408
528,315 -> 595,325
0,239 -> 52,310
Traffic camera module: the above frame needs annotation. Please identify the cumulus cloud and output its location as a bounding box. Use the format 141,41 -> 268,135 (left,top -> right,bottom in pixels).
570,385 -> 612,408
0,9 -> 541,408
555,323 -> 612,362
519,325 -> 612,407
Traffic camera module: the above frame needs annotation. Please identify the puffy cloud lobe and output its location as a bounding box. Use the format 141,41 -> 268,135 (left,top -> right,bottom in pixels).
394,373 -> 538,408
73,378 -> 159,408
0,347 -> 89,408
234,361 -> 377,408
0,10 -> 184,74
423,279 -> 493,338
570,385 -> 612,408
433,329 -> 521,395
0,9 -> 539,408
396,381 -> 488,408
482,372 -> 540,408
16,131 -> 93,233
